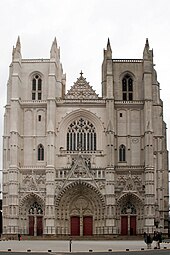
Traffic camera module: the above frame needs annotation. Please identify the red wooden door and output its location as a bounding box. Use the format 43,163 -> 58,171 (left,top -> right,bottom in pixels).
37,216 -> 43,236
29,216 -> 34,236
130,216 -> 136,235
83,216 -> 93,236
71,216 -> 80,236
121,216 -> 128,235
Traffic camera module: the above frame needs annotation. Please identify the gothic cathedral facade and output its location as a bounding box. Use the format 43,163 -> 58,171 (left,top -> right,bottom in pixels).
2,37 -> 169,237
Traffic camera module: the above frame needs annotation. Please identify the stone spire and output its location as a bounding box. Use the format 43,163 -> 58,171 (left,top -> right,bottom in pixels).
12,36 -> 22,60
50,37 -> 58,59
106,38 -> 112,58
143,38 -> 153,60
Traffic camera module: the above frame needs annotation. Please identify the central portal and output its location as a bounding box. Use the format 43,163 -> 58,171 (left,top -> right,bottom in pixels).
70,216 -> 93,236
56,181 -> 105,236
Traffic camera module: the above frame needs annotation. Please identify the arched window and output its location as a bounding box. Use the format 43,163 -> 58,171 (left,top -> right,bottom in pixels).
67,118 -> 96,151
38,144 -> 44,161
122,74 -> 133,101
119,144 -> 126,162
121,200 -> 136,214
28,202 -> 43,215
32,74 -> 42,100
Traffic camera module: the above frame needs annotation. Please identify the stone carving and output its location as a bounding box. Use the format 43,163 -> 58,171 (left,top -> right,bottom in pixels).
68,155 -> 93,180
132,138 -> 139,143
116,172 -> 143,194
22,171 -> 45,191
55,181 -> 64,193
65,72 -> 99,99
96,180 -> 105,190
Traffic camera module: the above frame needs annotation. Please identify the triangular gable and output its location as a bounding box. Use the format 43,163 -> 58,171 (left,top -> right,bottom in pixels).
58,155 -> 105,197
67,155 -> 94,180
123,171 -> 136,192
65,72 -> 99,99
23,170 -> 39,191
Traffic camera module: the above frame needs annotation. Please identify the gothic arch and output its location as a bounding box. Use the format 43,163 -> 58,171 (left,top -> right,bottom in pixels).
29,71 -> 44,101
117,192 -> 144,235
55,180 -> 105,235
117,192 -> 143,206
58,109 -> 104,135
58,109 -> 105,149
19,193 -> 44,235
29,71 -> 44,81
119,70 -> 136,81
56,180 -> 105,207
19,192 -> 45,212
117,192 -> 144,216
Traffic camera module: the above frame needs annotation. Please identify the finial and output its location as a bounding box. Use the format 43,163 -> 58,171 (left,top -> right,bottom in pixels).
145,38 -> 149,48
50,37 -> 58,58
16,36 -> 21,52
143,38 -> 151,60
107,38 -> 111,51
54,37 -> 57,44
15,36 -> 21,50
12,36 -> 21,60
106,37 -> 112,59
80,70 -> 83,77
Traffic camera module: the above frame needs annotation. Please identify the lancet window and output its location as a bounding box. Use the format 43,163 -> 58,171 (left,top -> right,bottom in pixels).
119,144 -> 126,162
67,118 -> 96,151
38,144 -> 44,161
122,74 -> 133,101
32,74 -> 42,100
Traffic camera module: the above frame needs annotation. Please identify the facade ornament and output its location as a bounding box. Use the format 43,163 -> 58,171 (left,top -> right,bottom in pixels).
65,73 -> 98,99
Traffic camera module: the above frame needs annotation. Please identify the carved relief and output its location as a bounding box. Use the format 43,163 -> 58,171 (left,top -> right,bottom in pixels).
70,196 -> 93,216
55,181 -> 64,193
22,171 -> 45,191
96,180 -> 105,191
65,72 -> 98,99
116,171 -> 143,195
67,155 -> 94,180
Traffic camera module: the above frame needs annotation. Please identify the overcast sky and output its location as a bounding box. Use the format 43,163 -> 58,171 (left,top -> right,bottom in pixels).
0,0 -> 170,186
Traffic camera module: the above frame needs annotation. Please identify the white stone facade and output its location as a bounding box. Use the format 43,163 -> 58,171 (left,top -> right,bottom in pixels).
2,37 -> 169,236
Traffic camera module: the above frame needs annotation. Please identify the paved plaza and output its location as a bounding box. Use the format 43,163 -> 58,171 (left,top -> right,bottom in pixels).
0,240 -> 169,254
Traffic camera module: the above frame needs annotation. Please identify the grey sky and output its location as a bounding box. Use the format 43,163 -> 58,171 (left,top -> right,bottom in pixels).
0,0 -> 170,185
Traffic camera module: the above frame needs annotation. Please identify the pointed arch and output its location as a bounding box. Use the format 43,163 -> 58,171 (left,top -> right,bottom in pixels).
122,73 -> 134,101
38,144 -> 44,161
117,192 -> 143,208
19,193 -> 45,212
56,180 -> 105,207
31,73 -> 42,100
58,109 -> 105,150
67,118 -> 96,151
55,180 -> 105,235
119,144 -> 126,162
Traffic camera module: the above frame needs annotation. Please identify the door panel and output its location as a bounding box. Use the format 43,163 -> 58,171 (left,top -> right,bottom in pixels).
71,216 -> 80,236
37,216 -> 43,236
29,216 -> 34,236
121,216 -> 128,235
130,216 -> 136,235
83,216 -> 93,236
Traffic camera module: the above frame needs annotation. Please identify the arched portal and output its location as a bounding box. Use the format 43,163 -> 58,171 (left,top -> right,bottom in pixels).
55,181 -> 105,236
117,193 -> 144,235
19,193 -> 44,236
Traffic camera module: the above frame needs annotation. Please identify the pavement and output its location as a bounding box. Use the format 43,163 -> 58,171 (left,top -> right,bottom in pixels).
0,240 -> 169,255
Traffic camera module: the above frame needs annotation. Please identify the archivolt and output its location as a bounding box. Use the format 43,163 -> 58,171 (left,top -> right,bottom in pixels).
58,109 -> 104,135
117,192 -> 143,206
55,180 -> 105,207
19,192 -> 45,212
